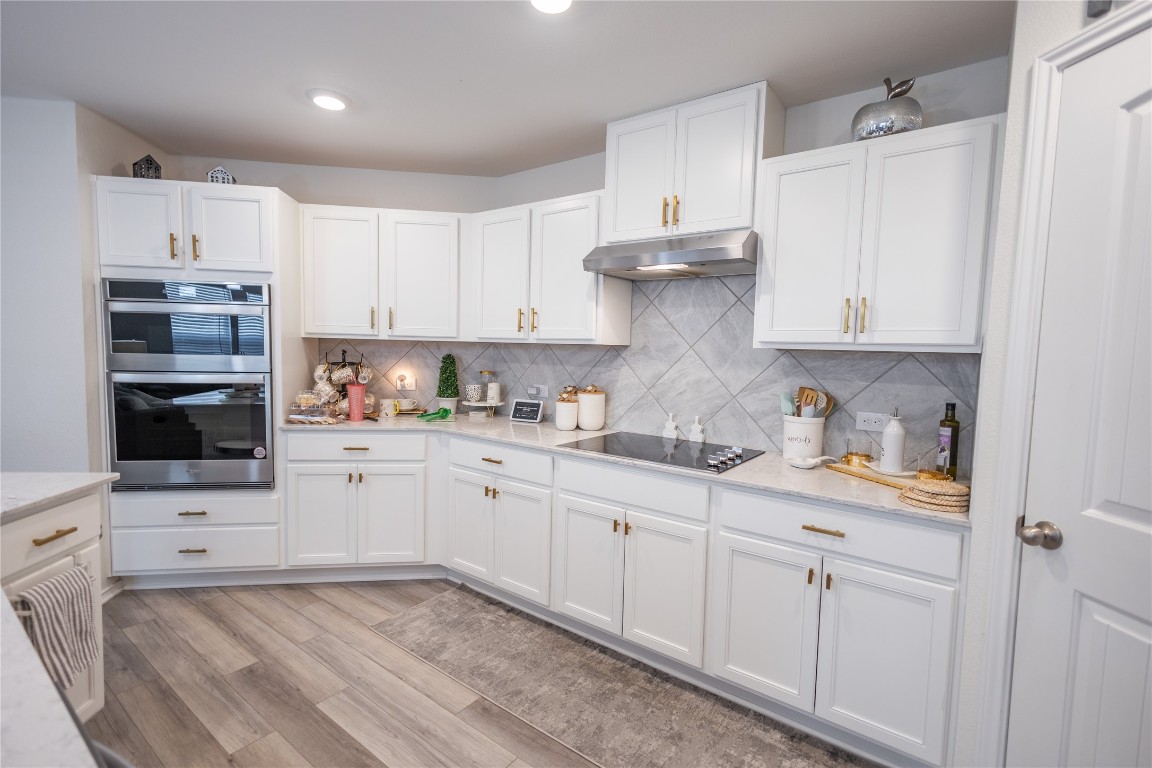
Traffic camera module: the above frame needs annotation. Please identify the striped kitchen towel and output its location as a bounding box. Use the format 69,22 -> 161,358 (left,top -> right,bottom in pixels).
17,566 -> 100,688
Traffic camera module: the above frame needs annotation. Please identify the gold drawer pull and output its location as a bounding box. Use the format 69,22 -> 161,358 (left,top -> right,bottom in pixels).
178,510 -> 208,517
484,485 -> 491,497
672,194 -> 680,226
371,307 -> 376,330
517,308 -> 524,333
192,234 -> 201,261
613,519 -> 620,533
802,524 -> 846,539
826,573 -> 833,590
530,308 -> 538,332
661,196 -> 668,228
843,298 -> 851,334
32,527 -> 78,547
859,296 -> 868,334
344,446 -> 370,451
481,457 -> 503,465
358,472 -> 364,484
169,232 -> 178,260
179,548 -> 208,554
807,567 -> 815,585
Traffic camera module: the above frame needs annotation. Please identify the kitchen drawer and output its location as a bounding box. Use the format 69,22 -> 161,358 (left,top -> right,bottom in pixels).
557,459 -> 709,523
111,526 -> 279,573
111,494 -> 278,528
1,494 -> 101,578
716,488 -> 963,581
284,433 -> 426,462
450,438 -> 553,487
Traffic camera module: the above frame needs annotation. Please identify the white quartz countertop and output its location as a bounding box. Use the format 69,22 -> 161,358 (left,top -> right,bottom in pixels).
0,599 -> 97,768
1,473 -> 119,525
281,418 -> 969,527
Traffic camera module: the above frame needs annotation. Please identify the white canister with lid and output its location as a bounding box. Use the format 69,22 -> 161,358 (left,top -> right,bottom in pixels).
577,390 -> 606,430
554,401 -> 579,431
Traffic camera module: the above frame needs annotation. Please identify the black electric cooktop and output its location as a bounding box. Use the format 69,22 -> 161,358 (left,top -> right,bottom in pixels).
558,431 -> 764,474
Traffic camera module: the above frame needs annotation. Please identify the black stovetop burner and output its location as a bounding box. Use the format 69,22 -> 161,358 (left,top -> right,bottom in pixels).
558,431 -> 764,473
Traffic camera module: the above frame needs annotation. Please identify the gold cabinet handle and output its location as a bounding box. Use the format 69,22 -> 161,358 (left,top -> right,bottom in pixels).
358,472 -> 364,484
179,548 -> 208,554
613,519 -> 620,533
388,307 -> 394,330
624,522 -> 632,535
169,232 -> 178,260
371,306 -> 376,330
826,573 -> 832,590
859,297 -> 867,334
807,567 -> 815,585
672,194 -> 680,226
802,524 -> 846,539
484,485 -> 491,497
481,457 -> 503,465
661,196 -> 668,228
32,527 -> 78,547
348,472 -> 353,483
517,308 -> 524,333
491,488 -> 499,499
178,510 -> 208,517
843,298 -> 851,334
343,446 -> 370,451
530,308 -> 537,332
192,234 -> 200,261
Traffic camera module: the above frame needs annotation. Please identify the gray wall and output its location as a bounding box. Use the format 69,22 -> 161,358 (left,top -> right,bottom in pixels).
316,276 -> 977,476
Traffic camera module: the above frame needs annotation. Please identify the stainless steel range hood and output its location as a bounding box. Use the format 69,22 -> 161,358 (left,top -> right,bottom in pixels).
583,229 -> 758,280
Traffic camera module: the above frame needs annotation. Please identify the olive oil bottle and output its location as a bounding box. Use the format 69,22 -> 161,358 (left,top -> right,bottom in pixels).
936,402 -> 960,479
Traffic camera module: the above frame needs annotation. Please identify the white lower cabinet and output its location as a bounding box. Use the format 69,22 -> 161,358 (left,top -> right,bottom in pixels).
448,465 -> 552,606
706,488 -> 962,763
553,492 -> 708,668
283,433 -> 426,567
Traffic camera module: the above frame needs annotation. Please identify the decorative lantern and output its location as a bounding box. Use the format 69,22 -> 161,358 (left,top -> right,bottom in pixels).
207,165 -> 237,184
132,154 -> 161,179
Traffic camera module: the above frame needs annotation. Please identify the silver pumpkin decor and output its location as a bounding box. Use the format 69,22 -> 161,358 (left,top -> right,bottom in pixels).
851,77 -> 923,141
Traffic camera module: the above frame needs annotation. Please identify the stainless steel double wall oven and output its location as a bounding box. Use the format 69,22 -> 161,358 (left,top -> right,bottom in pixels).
103,279 -> 274,490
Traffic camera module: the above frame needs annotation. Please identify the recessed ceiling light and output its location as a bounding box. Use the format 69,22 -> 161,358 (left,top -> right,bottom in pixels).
531,0 -> 572,13
307,89 -> 348,111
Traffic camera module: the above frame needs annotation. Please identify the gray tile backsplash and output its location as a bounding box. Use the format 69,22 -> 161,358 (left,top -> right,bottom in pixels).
314,279 -> 980,476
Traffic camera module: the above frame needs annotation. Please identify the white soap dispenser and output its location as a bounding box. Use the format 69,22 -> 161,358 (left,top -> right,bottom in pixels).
879,407 -> 906,473
688,416 -> 705,443
662,413 -> 678,439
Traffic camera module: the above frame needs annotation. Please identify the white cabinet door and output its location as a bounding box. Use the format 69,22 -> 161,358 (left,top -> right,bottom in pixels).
493,479 -> 552,606
186,185 -> 274,272
706,532 -> 823,710
552,493 -> 625,634
448,467 -> 494,582
96,178 -> 183,269
856,121 -> 994,347
530,195 -> 599,341
622,509 -> 708,668
358,464 -> 425,564
474,208 -> 531,340
301,206 -> 379,337
285,464 -> 356,565
815,558 -> 956,764
384,212 -> 459,338
754,147 -> 867,345
3,542 -> 103,721
602,109 -> 677,243
673,87 -> 759,236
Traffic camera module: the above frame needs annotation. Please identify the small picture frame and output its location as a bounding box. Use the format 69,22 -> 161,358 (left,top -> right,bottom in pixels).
509,399 -> 544,423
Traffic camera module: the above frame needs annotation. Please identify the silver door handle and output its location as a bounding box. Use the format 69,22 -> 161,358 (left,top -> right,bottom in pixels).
1016,517 -> 1063,550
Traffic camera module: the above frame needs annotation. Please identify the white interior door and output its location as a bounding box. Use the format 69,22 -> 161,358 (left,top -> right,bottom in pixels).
1007,18 -> 1152,767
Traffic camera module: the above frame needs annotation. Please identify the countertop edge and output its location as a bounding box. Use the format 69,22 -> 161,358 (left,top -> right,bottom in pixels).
1,473 -> 119,525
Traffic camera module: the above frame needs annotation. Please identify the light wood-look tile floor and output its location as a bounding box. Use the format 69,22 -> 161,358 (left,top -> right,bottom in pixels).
85,580 -> 597,768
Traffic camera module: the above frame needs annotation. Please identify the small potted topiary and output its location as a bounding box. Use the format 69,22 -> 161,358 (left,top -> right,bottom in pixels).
436,354 -> 459,414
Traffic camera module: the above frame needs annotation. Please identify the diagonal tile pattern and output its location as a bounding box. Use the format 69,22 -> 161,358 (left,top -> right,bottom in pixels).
311,279 -> 982,477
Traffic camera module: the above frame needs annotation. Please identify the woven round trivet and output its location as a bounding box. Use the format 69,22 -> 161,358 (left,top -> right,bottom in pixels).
899,491 -> 970,513
907,478 -> 970,498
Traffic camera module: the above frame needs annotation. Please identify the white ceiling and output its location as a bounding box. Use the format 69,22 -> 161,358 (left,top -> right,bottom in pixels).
0,1 -> 1015,177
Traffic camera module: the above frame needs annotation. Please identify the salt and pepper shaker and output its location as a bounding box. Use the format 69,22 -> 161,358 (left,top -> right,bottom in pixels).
688,416 -> 705,443
662,413 -> 678,439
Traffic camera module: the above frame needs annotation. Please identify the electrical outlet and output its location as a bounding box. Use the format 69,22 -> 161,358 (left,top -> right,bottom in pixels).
855,411 -> 890,432
396,374 -> 417,391
526,384 -> 549,399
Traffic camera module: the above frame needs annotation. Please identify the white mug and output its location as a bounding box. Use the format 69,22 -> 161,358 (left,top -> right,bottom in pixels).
395,398 -> 418,411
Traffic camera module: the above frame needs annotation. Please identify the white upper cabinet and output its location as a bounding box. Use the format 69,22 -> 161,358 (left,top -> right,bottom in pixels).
530,195 -> 599,340
186,185 -> 274,272
474,208 -> 531,340
753,115 -> 1000,352
471,193 -> 630,345
301,205 -> 379,337
383,212 -> 459,338
97,177 -> 274,273
97,179 -> 184,269
603,84 -> 761,243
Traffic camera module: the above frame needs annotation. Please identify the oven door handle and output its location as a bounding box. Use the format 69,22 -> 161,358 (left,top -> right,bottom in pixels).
108,372 -> 270,387
105,301 -> 269,317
